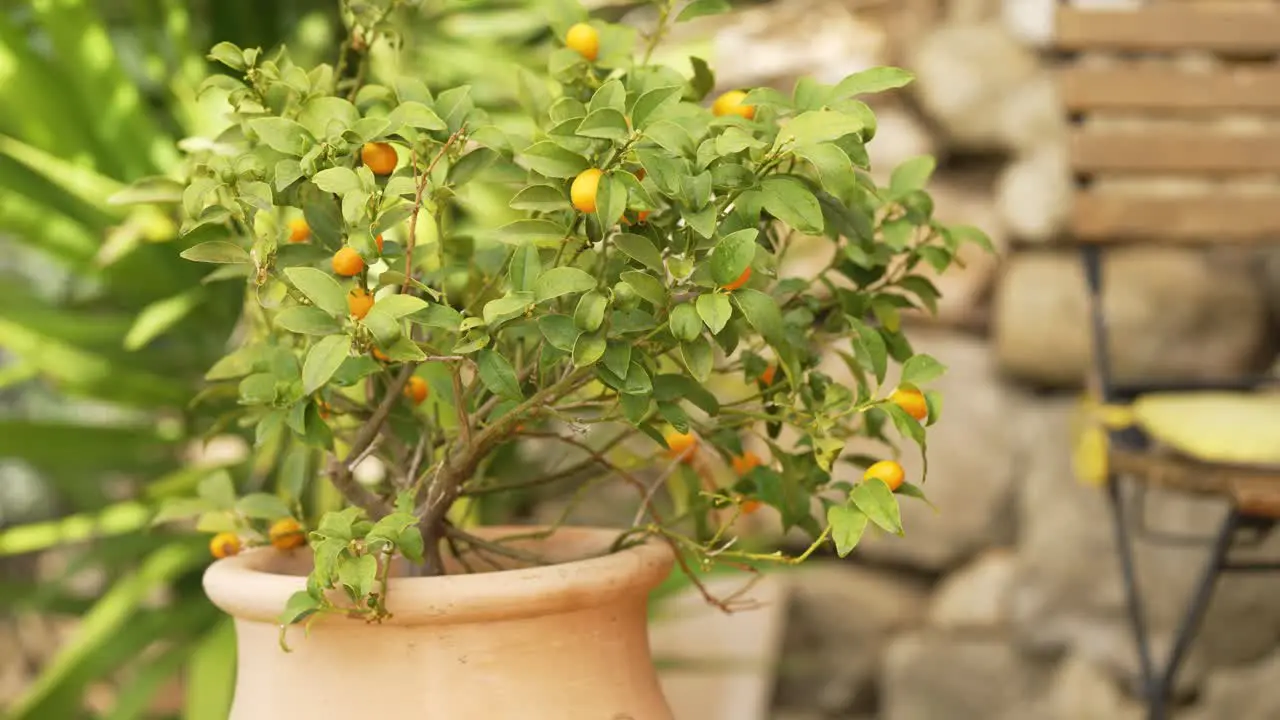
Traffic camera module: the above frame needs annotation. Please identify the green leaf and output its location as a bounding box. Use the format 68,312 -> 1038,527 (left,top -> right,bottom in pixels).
677,0 -> 731,21
632,86 -> 684,129
510,185 -> 570,212
619,270 -> 667,308
695,293 -> 732,335
517,142 -> 589,179
854,323 -> 888,385
890,156 -> 936,195
538,315 -> 579,352
498,219 -> 570,247
477,350 -> 523,400
312,167 -> 361,194
574,291 -> 609,332
361,307 -> 402,347
510,244 -> 542,293
372,294 -> 429,318
573,333 -> 607,367
732,289 -> 784,346
248,118 -> 313,156
298,96 -> 360,138
669,303 -> 702,342
827,503 -> 869,557
680,337 -> 713,381
596,171 -> 627,228
278,591 -> 322,627
208,42 -> 246,70
589,79 -> 626,114
180,241 -> 250,264
302,335 -> 353,394
198,472 -> 237,510
284,268 -> 349,318
901,353 -> 946,387
689,57 -> 715,100
613,233 -> 664,271
774,110 -> 864,148
236,493 -> 291,520
795,142 -> 857,198
387,101 -> 447,131
850,479 -> 903,535
407,303 -> 462,331
275,306 -> 341,335
602,343 -> 632,378
761,176 -> 823,234
715,127 -> 764,156
834,67 -> 915,98
123,290 -> 202,351
710,228 -> 757,286
535,266 -> 596,302
577,109 -> 629,141
641,123 -> 693,158
652,374 -> 720,415
338,554 -> 378,599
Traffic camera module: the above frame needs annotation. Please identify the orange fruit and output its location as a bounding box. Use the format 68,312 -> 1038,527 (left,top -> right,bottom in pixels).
404,376 -> 428,405
634,168 -> 646,182
375,234 -> 384,254
711,90 -> 755,120
759,364 -> 777,387
362,142 -> 398,175
722,266 -> 752,291
890,387 -> 928,422
863,460 -> 905,492
741,499 -> 762,515
571,168 -> 603,214
210,532 -> 241,559
317,398 -> 332,419
664,431 -> 698,463
731,450 -> 762,476
372,347 -> 390,362
269,518 -> 306,551
332,247 -> 364,277
565,23 -> 599,61
348,288 -> 374,319
287,218 -> 311,243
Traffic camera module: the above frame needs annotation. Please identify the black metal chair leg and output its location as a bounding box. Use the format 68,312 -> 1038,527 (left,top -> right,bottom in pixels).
1148,507 -> 1240,718
1105,474 -> 1159,708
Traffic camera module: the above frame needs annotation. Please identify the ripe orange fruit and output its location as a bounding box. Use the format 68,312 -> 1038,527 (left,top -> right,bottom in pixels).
711,90 -> 755,120
664,431 -> 698,463
269,518 -> 306,551
317,398 -> 332,419
565,22 -> 599,61
741,499 -> 762,515
863,460 -> 905,492
210,532 -> 241,559
732,450 -> 762,476
404,376 -> 428,405
287,218 -> 311,243
332,247 -> 364,276
890,387 -> 928,422
372,347 -> 390,362
375,234 -> 384,254
571,168 -> 603,214
722,266 -> 752,291
759,364 -> 777,387
362,142 -> 398,175
348,288 -> 374,319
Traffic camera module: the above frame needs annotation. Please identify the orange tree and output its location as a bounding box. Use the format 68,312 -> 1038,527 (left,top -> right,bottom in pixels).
153,0 -> 991,625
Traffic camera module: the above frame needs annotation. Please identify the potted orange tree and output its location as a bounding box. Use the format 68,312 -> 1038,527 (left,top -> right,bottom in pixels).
155,0 -> 989,716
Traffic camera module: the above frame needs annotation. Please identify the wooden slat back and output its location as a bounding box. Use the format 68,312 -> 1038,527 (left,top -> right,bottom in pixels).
1054,4 -> 1280,244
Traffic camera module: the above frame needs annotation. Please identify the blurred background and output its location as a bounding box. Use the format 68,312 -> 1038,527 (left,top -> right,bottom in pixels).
4,0 -> 1280,718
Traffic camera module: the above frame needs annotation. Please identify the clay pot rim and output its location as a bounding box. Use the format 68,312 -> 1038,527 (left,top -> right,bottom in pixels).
203,525 -> 674,626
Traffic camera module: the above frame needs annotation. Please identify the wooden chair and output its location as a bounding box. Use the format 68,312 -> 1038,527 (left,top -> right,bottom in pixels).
1054,2 -> 1280,718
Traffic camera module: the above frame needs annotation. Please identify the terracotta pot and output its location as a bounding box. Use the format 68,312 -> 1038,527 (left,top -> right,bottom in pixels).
203,526 -> 675,719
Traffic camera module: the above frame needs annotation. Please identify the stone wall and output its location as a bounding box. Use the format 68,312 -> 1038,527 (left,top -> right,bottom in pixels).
667,0 -> 1280,717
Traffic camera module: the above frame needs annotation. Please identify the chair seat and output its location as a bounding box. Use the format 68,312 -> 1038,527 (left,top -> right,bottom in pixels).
1117,391 -> 1280,470
1109,447 -> 1280,518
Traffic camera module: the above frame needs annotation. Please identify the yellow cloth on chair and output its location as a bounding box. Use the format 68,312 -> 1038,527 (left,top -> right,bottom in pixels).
1072,392 -> 1280,486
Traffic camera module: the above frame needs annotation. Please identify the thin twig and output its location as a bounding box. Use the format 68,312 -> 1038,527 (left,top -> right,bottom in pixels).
401,129 -> 464,294
443,525 -> 554,567
450,363 -> 471,447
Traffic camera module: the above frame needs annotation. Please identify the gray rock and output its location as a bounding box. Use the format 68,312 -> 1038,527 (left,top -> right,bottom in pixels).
845,330 -> 1021,571
1010,398 -> 1280,696
1184,650 -> 1280,720
928,549 -> 1017,629
993,248 -> 1271,388
773,564 -> 930,716
881,632 -> 1048,720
